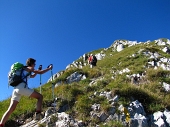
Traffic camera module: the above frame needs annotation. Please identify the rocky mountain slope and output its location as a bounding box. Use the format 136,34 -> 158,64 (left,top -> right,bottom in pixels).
2,38 -> 170,127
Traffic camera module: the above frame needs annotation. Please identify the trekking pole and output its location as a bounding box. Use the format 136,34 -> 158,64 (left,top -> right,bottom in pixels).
38,65 -> 42,94
48,64 -> 54,100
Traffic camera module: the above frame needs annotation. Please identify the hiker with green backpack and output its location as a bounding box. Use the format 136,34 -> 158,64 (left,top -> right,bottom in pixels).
0,58 -> 53,127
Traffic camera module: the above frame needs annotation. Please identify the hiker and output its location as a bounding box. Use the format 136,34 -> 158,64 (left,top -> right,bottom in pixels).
88,54 -> 97,68
91,55 -> 97,67
88,54 -> 93,68
87,54 -> 90,64
0,58 -> 53,127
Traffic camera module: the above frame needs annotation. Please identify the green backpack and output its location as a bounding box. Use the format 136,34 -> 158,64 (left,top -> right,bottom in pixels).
8,62 -> 29,87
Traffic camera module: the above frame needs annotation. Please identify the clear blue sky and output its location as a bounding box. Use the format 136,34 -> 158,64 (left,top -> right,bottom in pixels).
0,0 -> 170,101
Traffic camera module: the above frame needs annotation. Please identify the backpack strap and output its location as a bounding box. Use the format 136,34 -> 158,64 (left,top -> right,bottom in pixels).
21,66 -> 31,88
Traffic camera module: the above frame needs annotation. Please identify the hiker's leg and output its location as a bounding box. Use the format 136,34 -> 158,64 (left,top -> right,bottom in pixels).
30,91 -> 44,121
0,100 -> 18,125
30,91 -> 43,112
90,63 -> 93,68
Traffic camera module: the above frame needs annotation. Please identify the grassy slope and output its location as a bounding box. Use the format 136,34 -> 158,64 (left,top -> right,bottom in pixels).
0,41 -> 170,124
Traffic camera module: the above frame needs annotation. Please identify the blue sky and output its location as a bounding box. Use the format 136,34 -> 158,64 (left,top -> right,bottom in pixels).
0,0 -> 170,101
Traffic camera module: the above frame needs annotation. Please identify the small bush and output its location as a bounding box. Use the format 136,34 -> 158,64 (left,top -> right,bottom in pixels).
75,95 -> 92,118
87,68 -> 102,78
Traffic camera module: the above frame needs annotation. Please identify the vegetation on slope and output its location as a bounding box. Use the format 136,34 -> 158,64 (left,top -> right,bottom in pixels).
0,40 -> 170,126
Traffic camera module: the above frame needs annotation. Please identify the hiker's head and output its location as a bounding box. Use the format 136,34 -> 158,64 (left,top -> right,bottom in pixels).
26,58 -> 36,66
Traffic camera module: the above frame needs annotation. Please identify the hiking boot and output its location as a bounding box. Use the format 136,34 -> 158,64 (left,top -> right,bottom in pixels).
35,112 -> 44,121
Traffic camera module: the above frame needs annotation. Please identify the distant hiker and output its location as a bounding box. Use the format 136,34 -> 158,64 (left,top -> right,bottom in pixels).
87,54 -> 90,64
88,54 -> 97,68
91,55 -> 97,67
88,54 -> 93,68
0,58 -> 53,127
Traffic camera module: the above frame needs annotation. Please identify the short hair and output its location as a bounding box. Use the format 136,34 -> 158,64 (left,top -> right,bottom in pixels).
26,58 -> 36,66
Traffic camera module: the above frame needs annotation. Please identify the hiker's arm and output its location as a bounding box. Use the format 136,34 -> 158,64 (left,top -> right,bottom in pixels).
25,65 -> 52,74
33,68 -> 51,74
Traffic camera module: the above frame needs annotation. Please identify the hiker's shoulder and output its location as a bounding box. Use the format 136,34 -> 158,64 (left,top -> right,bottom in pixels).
24,66 -> 34,72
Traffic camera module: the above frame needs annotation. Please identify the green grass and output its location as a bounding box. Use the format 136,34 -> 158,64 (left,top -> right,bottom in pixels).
1,40 -> 170,126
